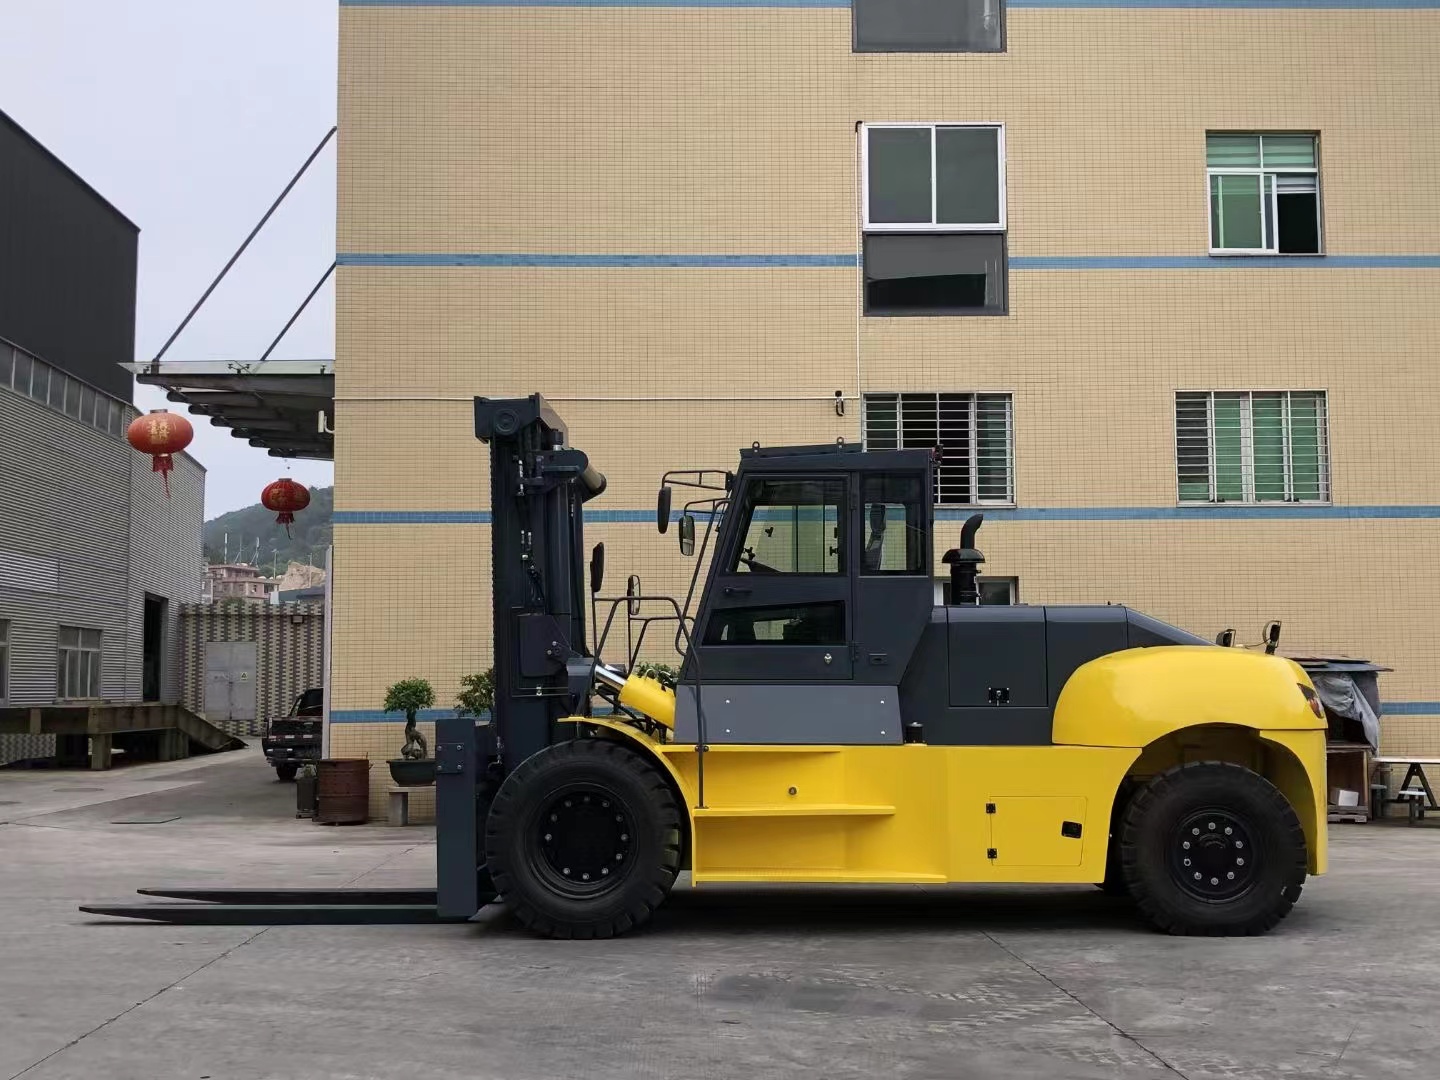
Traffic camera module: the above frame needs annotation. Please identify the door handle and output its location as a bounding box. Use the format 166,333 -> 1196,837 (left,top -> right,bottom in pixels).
722,586 -> 752,597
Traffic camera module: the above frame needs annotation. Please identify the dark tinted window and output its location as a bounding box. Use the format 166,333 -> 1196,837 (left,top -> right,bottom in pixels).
864,233 -> 1007,316
295,688 -> 324,716
861,475 -> 929,574
854,0 -> 1004,53
704,602 -> 846,646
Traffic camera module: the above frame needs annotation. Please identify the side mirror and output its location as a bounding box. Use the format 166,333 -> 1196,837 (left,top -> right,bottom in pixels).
679,513 -> 696,557
1215,628 -> 1236,647
656,486 -> 673,534
1264,620 -> 1282,655
627,574 -> 642,617
589,543 -> 605,595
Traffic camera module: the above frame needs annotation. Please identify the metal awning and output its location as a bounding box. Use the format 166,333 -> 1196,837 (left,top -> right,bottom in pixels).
124,359 -> 334,461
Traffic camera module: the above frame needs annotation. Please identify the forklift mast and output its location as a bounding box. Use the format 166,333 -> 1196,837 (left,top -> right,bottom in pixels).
473,394 -> 606,770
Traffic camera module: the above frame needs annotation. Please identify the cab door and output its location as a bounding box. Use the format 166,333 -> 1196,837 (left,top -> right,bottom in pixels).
692,474 -> 854,682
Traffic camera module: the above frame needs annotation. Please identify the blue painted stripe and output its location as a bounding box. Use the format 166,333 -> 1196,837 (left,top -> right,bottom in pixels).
339,0 -> 1440,9
1381,702 -> 1440,715
337,252 -> 1440,271
336,505 -> 1440,525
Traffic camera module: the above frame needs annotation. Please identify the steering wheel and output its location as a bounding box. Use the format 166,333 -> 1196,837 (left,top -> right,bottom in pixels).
739,547 -> 780,574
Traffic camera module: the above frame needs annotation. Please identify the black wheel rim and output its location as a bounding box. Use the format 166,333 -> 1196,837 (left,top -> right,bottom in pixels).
1169,808 -> 1258,902
527,783 -> 636,899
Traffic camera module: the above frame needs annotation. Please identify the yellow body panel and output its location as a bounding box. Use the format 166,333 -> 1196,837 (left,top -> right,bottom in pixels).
1053,646 -> 1324,746
569,647 -> 1328,885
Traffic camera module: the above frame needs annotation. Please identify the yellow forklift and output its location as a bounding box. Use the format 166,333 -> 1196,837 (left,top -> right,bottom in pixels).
85,395 -> 1327,939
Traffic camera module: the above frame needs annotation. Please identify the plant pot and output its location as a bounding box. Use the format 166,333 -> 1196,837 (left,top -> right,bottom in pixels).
388,758 -> 436,787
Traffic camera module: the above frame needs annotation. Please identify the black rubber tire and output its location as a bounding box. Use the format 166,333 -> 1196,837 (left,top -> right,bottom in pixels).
274,764 -> 298,782
485,739 -> 682,939
1097,779 -> 1136,897
1120,761 -> 1306,936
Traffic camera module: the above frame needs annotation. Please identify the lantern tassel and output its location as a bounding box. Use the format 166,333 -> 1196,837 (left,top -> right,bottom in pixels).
276,511 -> 295,538
153,454 -> 174,498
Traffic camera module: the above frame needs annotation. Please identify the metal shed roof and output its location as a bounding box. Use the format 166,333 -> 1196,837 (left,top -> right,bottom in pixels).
123,359 -> 334,461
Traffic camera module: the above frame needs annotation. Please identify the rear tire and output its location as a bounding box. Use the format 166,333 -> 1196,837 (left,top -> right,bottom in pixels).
485,738 -> 682,939
1121,761 -> 1306,936
275,763 -> 298,782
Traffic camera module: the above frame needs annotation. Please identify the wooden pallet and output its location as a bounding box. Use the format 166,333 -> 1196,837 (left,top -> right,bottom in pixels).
1328,806 -> 1369,824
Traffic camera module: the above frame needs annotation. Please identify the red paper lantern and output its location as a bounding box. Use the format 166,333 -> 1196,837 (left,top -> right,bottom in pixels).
262,478 -> 311,536
126,410 -> 194,496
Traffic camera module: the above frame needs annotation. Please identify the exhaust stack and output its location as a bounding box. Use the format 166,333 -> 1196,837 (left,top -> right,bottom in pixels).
942,513 -> 985,606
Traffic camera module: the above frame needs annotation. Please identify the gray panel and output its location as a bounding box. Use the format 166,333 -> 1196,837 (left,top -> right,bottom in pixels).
674,683 -> 902,745
948,605 -> 1047,708
854,0 -> 1004,53
205,641 -> 257,723
1126,609 -> 1212,648
936,127 -> 1000,225
867,128 -> 931,224
0,111 -> 138,400
1045,605 -> 1128,705
923,706 -> 1052,746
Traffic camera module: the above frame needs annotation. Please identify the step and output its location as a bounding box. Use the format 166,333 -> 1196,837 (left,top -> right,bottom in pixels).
695,869 -> 947,884
694,803 -> 895,818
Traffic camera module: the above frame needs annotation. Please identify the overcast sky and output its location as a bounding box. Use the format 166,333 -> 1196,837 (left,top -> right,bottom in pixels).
0,1 -> 338,517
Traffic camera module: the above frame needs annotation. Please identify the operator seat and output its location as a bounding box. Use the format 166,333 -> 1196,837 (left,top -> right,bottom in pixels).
863,502 -> 887,571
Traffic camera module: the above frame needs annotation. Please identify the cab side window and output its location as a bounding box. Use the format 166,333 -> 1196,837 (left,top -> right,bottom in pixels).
861,474 -> 928,574
728,478 -> 846,575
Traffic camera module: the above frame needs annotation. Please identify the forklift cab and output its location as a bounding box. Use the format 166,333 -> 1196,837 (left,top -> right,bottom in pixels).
678,443 -> 938,738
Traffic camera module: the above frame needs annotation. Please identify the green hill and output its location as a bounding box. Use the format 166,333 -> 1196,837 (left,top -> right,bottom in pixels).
204,486 -> 333,573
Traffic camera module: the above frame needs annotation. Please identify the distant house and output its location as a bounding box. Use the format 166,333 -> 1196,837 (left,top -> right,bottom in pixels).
205,564 -> 276,606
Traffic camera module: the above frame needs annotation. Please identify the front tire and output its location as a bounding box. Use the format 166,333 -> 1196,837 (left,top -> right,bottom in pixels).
485,739 -> 682,939
1120,761 -> 1306,936
274,763 -> 298,782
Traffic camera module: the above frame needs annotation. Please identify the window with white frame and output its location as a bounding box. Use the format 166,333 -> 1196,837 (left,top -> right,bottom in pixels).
862,124 -> 1007,315
0,620 -> 8,703
57,626 -> 102,699
1207,134 -> 1321,255
864,393 -> 1014,505
1175,391 -> 1329,504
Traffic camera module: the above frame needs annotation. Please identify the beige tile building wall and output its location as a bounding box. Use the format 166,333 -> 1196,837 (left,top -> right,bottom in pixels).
332,4 -> 1440,819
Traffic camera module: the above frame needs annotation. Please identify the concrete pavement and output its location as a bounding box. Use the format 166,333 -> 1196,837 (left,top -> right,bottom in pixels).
2,746 -> 1438,1079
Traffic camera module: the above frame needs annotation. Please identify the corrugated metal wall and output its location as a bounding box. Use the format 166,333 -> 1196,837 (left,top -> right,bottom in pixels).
0,390 -> 205,763
128,451 -> 205,702
179,603 -> 325,737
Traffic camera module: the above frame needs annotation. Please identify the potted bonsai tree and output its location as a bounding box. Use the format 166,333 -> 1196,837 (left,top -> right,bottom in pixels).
455,668 -> 495,720
385,677 -> 437,787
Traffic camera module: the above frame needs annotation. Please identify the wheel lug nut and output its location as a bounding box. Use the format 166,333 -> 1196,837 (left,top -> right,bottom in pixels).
550,814 -> 557,822
1236,857 -> 1245,867
1193,872 -> 1202,880
615,815 -> 623,822
1227,872 -> 1235,880
615,853 -> 623,861
544,833 -> 552,841
620,834 -> 628,842
1210,877 -> 1219,885
1224,827 -> 1233,836
601,868 -> 609,876
582,873 -> 590,881
562,868 -> 570,875
1235,841 -> 1244,849
1191,828 -> 1200,835
1207,822 -> 1216,831
564,800 -> 572,808
1183,858 -> 1191,867
602,801 -> 610,808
